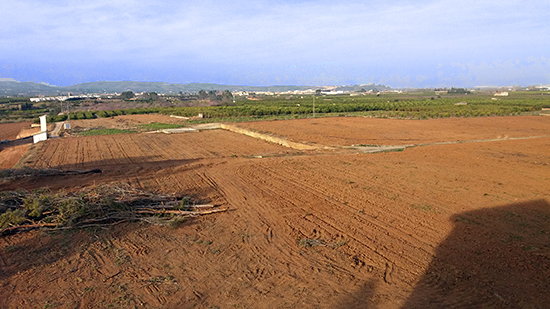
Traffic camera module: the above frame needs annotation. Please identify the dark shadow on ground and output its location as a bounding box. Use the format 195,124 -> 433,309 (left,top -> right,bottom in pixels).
402,199 -> 550,308
0,157 -> 202,191
335,279 -> 378,309
0,136 -> 32,151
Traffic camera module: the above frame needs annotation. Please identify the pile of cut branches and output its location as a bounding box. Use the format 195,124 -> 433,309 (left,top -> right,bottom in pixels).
0,183 -> 226,235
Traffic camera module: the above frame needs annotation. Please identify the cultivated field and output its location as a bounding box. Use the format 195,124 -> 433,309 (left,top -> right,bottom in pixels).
0,121 -> 34,169
0,121 -> 33,140
1,116 -> 549,308
70,114 -> 190,131
0,144 -> 30,169
237,115 -> 550,146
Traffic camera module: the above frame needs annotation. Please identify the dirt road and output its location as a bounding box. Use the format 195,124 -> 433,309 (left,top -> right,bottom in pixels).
50,122 -> 63,137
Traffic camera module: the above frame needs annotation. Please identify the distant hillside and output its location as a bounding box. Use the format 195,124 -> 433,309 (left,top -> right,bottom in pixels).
0,80 -> 391,96
0,81 -> 62,96
334,84 -> 392,92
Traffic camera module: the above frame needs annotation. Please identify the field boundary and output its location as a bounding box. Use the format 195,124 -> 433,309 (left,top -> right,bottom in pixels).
222,122 -> 550,154
220,123 -> 320,150
348,134 -> 550,153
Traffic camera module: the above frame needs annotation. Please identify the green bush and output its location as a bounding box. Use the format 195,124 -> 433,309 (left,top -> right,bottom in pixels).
0,209 -> 27,228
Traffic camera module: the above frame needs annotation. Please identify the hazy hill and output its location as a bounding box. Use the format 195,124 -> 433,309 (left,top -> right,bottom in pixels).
334,84 -> 392,92
0,80 -> 391,96
0,81 -> 62,96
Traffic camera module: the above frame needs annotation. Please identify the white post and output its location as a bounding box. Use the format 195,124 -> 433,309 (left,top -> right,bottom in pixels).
313,95 -> 315,118
39,115 -> 47,132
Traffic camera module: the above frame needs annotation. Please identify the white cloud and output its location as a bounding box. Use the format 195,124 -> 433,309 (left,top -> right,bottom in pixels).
1,0 -> 549,86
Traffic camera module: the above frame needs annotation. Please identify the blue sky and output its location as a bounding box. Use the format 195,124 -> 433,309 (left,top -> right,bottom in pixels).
1,0 -> 549,87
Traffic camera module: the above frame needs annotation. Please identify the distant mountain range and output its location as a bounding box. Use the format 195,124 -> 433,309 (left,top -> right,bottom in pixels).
0,80 -> 391,96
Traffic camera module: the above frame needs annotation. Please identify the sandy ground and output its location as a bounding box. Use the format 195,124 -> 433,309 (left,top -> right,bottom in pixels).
15,127 -> 41,139
236,116 -> 550,146
0,116 -> 549,308
15,123 -> 55,139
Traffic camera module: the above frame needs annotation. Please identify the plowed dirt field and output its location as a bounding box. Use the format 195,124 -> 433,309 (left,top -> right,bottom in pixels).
0,121 -> 32,140
237,115 -> 550,146
71,114 -> 189,130
0,144 -> 30,169
1,116 -> 550,308
0,121 -> 34,168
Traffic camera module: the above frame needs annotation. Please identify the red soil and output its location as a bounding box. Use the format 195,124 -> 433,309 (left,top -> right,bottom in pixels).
1,116 -> 549,308
0,144 -> 30,169
0,121 -> 32,140
71,114 -> 189,130
236,116 -> 550,146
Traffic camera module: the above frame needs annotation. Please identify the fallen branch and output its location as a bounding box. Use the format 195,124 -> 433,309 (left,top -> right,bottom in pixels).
103,270 -> 122,282
136,208 -> 228,216
1,183 -> 225,236
132,203 -> 215,210
1,223 -> 59,236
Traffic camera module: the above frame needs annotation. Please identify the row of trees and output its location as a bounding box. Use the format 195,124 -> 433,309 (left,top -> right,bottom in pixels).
198,90 -> 234,105
37,95 -> 543,124
434,87 -> 471,94
121,90 -> 234,103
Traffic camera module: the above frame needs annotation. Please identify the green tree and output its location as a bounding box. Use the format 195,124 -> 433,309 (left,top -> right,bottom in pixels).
149,92 -> 158,100
208,90 -> 217,101
198,90 -> 208,100
120,91 -> 135,99
221,90 -> 234,105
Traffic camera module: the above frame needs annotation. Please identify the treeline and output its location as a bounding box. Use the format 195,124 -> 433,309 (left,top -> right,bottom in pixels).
198,90 -> 234,104
0,97 -> 31,104
160,99 -> 539,119
434,87 -> 471,94
34,96 -> 544,123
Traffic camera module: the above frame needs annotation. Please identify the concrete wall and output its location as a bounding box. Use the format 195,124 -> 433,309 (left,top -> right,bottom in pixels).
33,132 -> 48,144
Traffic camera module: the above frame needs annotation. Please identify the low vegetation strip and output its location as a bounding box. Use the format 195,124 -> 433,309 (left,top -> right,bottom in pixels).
137,122 -> 186,131
78,128 -> 136,136
72,123 -> 186,136
0,183 -> 226,235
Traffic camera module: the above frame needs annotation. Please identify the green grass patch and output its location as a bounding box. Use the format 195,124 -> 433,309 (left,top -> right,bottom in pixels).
411,204 -> 438,213
137,122 -> 186,131
78,128 -> 136,136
